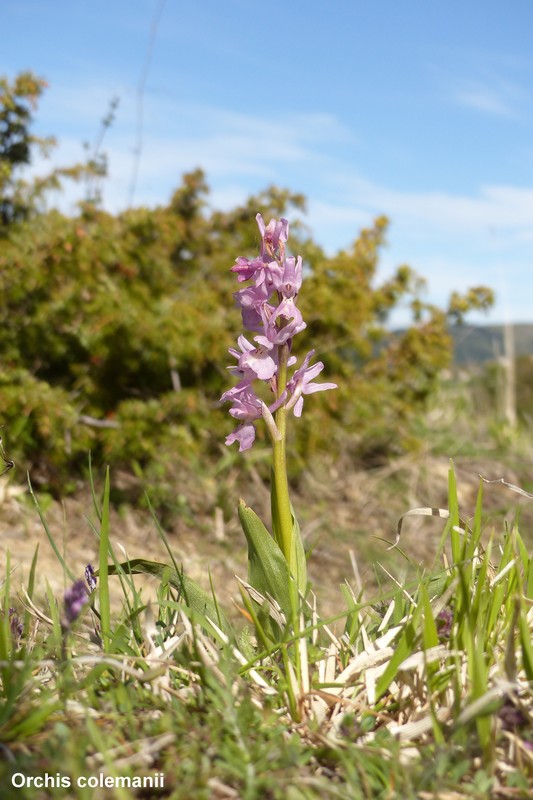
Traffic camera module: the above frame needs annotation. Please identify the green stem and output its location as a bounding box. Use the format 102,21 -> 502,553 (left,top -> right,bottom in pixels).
272,343 -> 293,564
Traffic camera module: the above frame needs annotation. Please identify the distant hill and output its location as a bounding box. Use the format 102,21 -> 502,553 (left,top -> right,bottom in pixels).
450,324 -> 533,365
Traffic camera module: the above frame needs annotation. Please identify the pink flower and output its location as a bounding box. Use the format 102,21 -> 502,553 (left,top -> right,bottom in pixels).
228,334 -> 277,381
63,580 -> 89,624
223,385 -> 286,452
263,298 -> 306,345
231,256 -> 266,283
271,255 -> 302,299
286,350 -> 338,417
256,213 -> 289,260
225,422 -> 257,452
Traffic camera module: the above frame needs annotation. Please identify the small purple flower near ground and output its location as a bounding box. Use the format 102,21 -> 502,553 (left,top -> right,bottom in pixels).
436,606 -> 453,639
498,697 -> 528,731
9,607 -> 23,642
64,580 -> 89,624
85,563 -> 97,592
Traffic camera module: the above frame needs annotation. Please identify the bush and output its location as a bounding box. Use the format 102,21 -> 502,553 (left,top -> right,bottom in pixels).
0,71 -> 494,497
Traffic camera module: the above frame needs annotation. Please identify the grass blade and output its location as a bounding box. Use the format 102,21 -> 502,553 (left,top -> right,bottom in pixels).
98,467 -> 112,652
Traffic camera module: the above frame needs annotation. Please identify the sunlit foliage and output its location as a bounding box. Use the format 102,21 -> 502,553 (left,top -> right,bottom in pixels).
0,73 -> 493,494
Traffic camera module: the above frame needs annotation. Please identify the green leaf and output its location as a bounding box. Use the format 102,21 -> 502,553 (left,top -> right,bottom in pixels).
375,598 -> 423,700
238,499 -> 292,616
448,464 -> 462,564
289,505 -> 307,596
99,467 -> 112,652
99,558 -> 231,637
29,477 -> 77,583
419,582 -> 439,651
375,618 -> 416,701
464,624 -> 491,756
518,600 -> 533,681
527,557 -> 533,601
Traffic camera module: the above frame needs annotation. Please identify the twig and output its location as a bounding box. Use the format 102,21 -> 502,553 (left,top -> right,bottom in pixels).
78,414 -> 120,429
127,0 -> 167,207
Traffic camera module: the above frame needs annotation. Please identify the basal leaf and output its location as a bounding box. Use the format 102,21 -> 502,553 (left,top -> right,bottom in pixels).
238,499 -> 292,616
289,505 -> 307,596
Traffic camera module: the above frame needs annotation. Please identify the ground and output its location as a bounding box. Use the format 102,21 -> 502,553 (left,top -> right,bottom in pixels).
2,450 -> 530,622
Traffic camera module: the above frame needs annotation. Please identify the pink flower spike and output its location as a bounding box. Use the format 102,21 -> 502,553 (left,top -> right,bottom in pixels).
223,213 -> 336,449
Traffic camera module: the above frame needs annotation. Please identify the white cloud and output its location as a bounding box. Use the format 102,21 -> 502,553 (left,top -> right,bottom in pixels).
454,84 -> 514,116
325,173 -> 533,241
302,185 -> 533,326
31,89 -> 533,249
431,49 -> 529,118
30,87 -> 353,213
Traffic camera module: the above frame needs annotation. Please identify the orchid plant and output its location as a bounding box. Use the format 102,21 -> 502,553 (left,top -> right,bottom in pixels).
221,214 -> 336,604
88,214 -> 337,647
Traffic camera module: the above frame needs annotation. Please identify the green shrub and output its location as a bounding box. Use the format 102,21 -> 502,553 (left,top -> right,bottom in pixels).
0,71 -> 494,498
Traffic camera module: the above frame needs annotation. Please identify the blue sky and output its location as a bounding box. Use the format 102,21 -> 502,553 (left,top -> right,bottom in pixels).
4,0 -> 533,324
